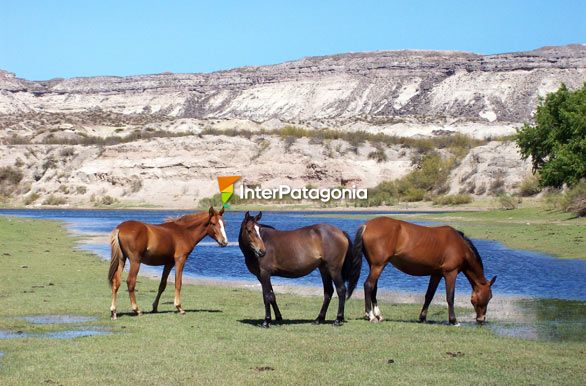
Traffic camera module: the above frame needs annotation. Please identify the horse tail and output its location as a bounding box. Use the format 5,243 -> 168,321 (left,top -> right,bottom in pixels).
108,228 -> 124,287
342,228 -> 362,300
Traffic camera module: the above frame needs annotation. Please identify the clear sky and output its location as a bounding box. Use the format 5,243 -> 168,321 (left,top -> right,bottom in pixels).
1,0 -> 585,80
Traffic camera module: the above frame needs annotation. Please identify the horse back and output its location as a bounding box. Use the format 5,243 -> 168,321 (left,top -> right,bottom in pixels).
116,221 -> 181,262
362,217 -> 469,275
261,223 -> 348,277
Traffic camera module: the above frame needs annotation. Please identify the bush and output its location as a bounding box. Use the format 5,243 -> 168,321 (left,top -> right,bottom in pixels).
97,195 -> 117,206
76,186 -> 87,194
129,178 -> 143,193
518,174 -> 542,197
498,193 -> 520,210
42,195 -> 66,206
23,192 -> 40,205
563,180 -> 586,217
0,166 -> 23,186
368,148 -> 388,163
432,194 -> 473,206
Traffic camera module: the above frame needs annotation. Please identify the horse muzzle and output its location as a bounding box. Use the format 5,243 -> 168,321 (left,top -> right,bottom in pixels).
255,248 -> 266,257
476,316 -> 486,324
218,240 -> 229,247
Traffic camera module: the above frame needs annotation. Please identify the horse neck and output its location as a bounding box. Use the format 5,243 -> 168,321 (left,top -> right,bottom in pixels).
462,257 -> 488,290
179,217 -> 209,246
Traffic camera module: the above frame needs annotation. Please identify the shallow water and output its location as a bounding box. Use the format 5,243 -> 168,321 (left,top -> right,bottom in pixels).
1,208 -> 586,300
0,330 -> 30,339
44,329 -> 110,339
21,315 -> 98,324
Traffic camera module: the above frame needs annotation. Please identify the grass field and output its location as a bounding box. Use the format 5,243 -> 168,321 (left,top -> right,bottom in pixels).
312,207 -> 586,260
0,216 -> 585,385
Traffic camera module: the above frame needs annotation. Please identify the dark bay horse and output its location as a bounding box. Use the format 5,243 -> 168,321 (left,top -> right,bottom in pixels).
354,217 -> 496,325
108,207 -> 228,319
238,212 -> 361,327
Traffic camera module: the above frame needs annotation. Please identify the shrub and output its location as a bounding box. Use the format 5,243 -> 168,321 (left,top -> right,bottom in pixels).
282,136 -> 297,152
368,148 -> 388,163
432,194 -> 473,206
518,174 -> 542,197
498,193 -> 520,210
60,147 -> 75,157
23,192 -> 40,205
42,195 -> 66,206
563,180 -> 586,217
0,166 -> 23,186
129,178 -> 143,193
97,195 -> 117,206
252,139 -> 270,160
76,186 -> 87,194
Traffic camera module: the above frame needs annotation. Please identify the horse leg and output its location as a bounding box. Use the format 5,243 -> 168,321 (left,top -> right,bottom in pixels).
268,282 -> 282,323
174,258 -> 186,314
372,282 -> 383,321
419,274 -> 441,323
364,265 -> 383,322
127,259 -> 142,315
444,271 -> 458,325
331,272 -> 347,326
314,268 -> 334,324
152,263 -> 173,313
110,258 -> 125,320
259,271 -> 274,328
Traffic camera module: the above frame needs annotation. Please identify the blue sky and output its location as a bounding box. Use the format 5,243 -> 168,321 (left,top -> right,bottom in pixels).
1,1 -> 585,80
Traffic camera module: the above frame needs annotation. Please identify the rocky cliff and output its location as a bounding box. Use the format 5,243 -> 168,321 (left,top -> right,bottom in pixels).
0,45 -> 583,208
1,44 -> 585,138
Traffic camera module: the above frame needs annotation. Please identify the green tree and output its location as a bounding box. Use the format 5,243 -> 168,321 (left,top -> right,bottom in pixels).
516,83 -> 586,187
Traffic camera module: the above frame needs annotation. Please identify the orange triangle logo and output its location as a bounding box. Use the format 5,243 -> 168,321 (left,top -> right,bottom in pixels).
217,176 -> 241,192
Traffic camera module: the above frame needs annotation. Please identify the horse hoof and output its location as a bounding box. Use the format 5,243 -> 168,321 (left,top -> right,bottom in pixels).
261,321 -> 270,328
275,316 -> 283,323
314,317 -> 325,325
419,317 -> 426,323
111,311 -> 117,320
333,319 -> 343,327
133,309 -> 142,316
179,310 -> 186,315
376,315 -> 384,322
369,317 -> 379,323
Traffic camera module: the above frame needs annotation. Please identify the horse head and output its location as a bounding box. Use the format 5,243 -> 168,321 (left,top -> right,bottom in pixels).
240,211 -> 266,257
206,206 -> 228,247
471,276 -> 496,324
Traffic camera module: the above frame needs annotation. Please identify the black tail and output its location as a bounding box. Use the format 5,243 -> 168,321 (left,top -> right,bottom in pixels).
342,231 -> 362,299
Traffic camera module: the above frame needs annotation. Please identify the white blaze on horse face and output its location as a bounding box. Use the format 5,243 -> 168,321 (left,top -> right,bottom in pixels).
219,219 -> 228,243
254,224 -> 261,239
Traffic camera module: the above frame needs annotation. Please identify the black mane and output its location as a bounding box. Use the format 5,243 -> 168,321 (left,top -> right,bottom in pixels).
457,230 -> 483,269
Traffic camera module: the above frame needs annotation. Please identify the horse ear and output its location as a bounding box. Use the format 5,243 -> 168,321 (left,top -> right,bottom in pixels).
219,207 -> 225,215
244,211 -> 250,219
489,276 -> 497,287
255,211 -> 262,221
208,206 -> 215,217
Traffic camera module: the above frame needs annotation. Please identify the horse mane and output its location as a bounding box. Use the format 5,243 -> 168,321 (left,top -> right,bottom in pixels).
259,223 -> 275,230
457,230 -> 483,269
165,211 -> 208,226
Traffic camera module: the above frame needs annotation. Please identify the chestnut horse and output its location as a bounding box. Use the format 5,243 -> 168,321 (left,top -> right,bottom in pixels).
238,212 -> 361,327
354,217 -> 496,325
108,207 -> 228,319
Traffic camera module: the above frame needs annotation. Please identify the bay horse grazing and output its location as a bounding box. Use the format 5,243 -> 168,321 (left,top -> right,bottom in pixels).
354,217 -> 496,325
238,212 -> 361,327
108,207 -> 228,320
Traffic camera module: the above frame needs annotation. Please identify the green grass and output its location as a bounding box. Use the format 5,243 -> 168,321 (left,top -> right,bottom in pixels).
0,216 -> 585,385
314,207 -> 586,259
